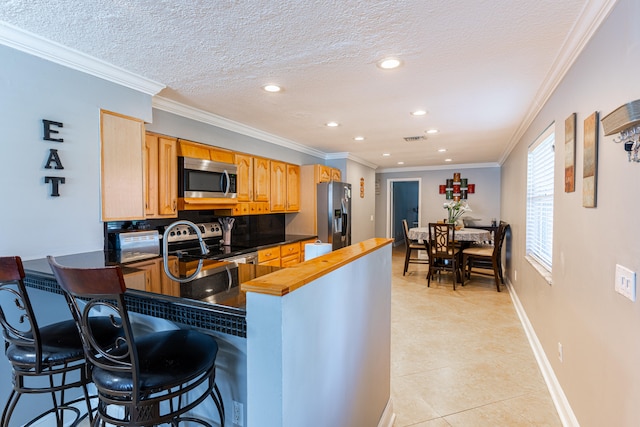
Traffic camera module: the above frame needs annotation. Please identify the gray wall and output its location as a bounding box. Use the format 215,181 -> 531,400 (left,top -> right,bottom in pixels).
501,0 -> 640,425
375,167 -> 501,237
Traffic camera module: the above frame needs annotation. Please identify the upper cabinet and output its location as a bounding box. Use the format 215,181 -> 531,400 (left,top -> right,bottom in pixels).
286,164 -> 300,212
145,132 -> 178,218
316,165 -> 341,183
100,110 -> 146,221
270,161 -> 300,213
253,157 -> 271,203
235,153 -> 253,202
177,139 -> 234,164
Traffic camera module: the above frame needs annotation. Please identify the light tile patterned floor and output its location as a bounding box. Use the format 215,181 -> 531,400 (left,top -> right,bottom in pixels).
391,245 -> 561,426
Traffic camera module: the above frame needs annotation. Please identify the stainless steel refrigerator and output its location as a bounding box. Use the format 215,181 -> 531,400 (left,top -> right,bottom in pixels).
317,181 -> 352,250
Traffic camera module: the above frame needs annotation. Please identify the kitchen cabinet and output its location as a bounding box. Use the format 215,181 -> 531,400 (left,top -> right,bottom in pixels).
233,153 -> 271,215
144,132 -> 178,218
253,157 -> 270,203
286,164 -> 301,211
280,242 -> 301,267
258,246 -> 280,267
177,139 -> 235,164
270,161 -> 300,213
316,165 -> 341,183
100,110 -> 146,221
331,168 -> 341,182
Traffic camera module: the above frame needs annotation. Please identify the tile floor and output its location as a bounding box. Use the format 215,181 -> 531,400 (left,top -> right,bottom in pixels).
391,245 -> 561,426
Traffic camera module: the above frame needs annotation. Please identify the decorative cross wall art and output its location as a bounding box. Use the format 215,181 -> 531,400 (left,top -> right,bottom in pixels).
439,172 -> 475,201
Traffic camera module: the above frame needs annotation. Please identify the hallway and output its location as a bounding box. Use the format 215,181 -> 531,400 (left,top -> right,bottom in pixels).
391,245 -> 561,426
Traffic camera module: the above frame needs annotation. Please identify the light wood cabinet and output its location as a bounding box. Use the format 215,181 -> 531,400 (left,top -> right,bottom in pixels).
280,242 -> 301,267
253,157 -> 271,203
271,161 -> 300,213
177,139 -> 235,164
331,168 -> 341,182
144,132 -> 177,218
235,153 -> 253,202
258,246 -> 280,267
270,161 -> 287,212
286,164 -> 301,211
316,165 -> 341,183
100,110 -> 146,221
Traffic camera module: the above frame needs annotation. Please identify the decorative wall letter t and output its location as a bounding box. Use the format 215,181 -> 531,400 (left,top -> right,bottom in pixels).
44,176 -> 65,197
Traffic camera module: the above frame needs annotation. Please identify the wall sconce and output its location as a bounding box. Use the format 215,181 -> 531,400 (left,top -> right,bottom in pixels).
602,99 -> 640,162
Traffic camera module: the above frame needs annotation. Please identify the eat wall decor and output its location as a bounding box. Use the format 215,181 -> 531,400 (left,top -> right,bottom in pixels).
439,172 -> 475,201
43,119 -> 66,196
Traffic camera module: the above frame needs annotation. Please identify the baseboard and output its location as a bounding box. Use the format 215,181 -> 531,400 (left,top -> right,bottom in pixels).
377,397 -> 396,427
505,279 -> 580,427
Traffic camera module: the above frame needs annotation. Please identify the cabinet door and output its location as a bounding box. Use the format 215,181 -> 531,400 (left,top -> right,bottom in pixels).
101,110 -> 145,221
253,157 -> 270,202
157,136 -> 177,216
286,164 -> 300,212
316,165 -> 332,183
331,168 -> 341,182
209,147 -> 235,164
144,133 -> 159,217
235,153 -> 253,202
270,161 -> 287,212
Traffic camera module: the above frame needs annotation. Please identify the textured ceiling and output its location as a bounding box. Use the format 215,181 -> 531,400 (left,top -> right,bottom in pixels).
0,0 -> 612,169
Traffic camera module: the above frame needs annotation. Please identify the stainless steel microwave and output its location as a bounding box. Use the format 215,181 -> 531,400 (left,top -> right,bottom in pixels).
178,156 -> 238,199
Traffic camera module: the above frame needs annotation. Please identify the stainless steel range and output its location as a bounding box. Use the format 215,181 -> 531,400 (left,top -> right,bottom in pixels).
164,221 -> 257,264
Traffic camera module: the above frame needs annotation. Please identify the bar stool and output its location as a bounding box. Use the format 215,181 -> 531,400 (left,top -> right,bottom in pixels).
48,256 -> 225,427
0,256 -> 93,427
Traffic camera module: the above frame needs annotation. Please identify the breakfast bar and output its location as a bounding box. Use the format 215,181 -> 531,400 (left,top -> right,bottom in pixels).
20,238 -> 394,427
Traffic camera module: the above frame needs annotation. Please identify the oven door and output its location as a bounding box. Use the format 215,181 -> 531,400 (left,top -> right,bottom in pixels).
179,156 -> 237,198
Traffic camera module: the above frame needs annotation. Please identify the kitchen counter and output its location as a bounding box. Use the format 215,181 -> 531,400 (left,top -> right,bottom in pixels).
22,251 -> 277,337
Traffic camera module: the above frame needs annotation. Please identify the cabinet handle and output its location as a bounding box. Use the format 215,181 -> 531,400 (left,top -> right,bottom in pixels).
172,200 -> 176,212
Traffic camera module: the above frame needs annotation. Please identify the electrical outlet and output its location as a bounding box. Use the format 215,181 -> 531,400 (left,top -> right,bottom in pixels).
232,400 -> 244,426
615,264 -> 636,302
558,342 -> 563,362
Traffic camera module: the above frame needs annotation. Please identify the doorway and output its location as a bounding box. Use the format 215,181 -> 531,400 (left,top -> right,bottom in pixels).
387,179 -> 421,246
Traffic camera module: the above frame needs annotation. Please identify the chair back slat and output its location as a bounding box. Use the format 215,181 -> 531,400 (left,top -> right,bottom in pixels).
429,223 -> 455,256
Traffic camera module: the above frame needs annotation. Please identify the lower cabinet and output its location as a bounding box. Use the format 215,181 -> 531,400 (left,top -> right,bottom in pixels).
258,240 -> 317,267
258,247 -> 281,267
280,242 -> 300,267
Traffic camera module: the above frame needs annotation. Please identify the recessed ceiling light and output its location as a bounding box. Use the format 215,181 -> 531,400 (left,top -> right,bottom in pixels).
445,158 -> 452,162
426,129 -> 439,134
263,84 -> 281,92
354,136 -> 365,141
438,148 -> 447,152
411,110 -> 427,116
377,57 -> 402,69
382,153 -> 391,157
397,161 -> 405,165
326,121 -> 339,127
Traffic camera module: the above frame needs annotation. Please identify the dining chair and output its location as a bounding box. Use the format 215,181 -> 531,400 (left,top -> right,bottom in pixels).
0,256 -> 94,427
402,219 -> 428,275
48,256 -> 225,427
426,223 -> 461,290
461,221 -> 509,291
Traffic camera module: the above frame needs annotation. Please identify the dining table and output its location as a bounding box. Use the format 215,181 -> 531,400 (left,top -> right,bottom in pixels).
408,226 -> 491,244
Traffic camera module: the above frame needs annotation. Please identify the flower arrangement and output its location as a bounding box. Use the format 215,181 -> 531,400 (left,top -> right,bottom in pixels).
443,200 -> 471,224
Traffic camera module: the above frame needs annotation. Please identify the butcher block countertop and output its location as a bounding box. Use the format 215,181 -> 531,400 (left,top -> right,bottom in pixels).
241,237 -> 393,297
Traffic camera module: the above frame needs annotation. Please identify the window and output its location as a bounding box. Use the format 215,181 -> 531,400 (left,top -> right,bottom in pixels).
526,124 -> 555,273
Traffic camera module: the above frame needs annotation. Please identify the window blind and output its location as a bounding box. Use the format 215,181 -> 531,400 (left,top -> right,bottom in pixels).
526,126 -> 555,272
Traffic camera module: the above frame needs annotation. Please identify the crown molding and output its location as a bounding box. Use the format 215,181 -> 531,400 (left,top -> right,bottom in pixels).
499,0 -> 619,165
153,96 -> 328,159
376,162 -> 500,174
0,21 -> 165,95
324,152 -> 379,169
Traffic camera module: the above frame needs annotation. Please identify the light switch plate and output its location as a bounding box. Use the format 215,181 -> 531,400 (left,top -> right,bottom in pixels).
615,264 -> 636,302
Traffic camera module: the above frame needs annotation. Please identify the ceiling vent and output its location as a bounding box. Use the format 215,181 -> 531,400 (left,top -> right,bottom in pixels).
403,135 -> 428,142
